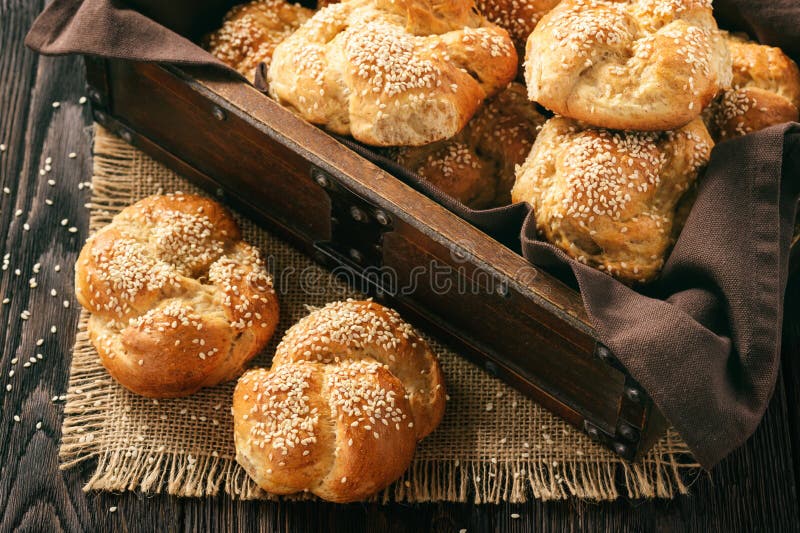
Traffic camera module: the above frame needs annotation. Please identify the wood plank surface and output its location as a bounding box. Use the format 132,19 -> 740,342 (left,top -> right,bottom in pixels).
1,1 -> 799,531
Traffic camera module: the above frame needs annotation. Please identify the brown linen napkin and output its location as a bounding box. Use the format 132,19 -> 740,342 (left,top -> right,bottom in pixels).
26,0 -> 800,468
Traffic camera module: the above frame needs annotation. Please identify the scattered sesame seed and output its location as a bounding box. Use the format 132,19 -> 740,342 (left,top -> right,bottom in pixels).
51,101 -> 60,108
79,96 -> 87,104
511,513 -> 520,519
13,415 -> 21,422
68,152 -> 77,159
109,506 -> 118,513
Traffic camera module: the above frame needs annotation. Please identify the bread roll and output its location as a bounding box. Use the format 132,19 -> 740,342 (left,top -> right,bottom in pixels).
233,300 -> 446,502
75,194 -> 280,397
704,33 -> 800,141
512,116 -> 713,284
524,0 -> 731,131
205,0 -> 313,81
267,0 -> 518,146
475,0 -> 560,60
395,82 -> 547,207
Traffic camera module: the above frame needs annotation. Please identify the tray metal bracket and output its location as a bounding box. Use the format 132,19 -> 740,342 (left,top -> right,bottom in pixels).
310,166 -> 396,294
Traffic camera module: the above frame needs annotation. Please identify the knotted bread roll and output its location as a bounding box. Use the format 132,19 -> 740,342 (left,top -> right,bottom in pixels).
267,0 -> 518,146
525,0 -> 731,131
395,82 -> 547,207
233,300 -> 446,502
75,194 -> 280,397
205,0 -> 314,82
512,116 -> 713,284
704,33 -> 800,141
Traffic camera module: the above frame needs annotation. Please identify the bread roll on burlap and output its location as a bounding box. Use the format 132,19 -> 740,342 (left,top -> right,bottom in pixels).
75,194 -> 280,397
233,300 -> 445,502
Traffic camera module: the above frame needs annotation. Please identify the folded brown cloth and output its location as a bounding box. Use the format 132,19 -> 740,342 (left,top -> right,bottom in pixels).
26,0 -> 800,468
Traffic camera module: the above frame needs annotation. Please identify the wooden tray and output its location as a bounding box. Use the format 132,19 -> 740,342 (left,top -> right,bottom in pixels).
82,3 -> 670,459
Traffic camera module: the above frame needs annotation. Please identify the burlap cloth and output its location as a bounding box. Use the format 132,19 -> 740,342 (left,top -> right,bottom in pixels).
59,126 -> 697,503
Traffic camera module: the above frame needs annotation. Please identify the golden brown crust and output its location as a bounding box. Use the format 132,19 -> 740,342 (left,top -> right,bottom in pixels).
396,82 -> 547,208
205,0 -> 313,81
267,0 -> 518,146
704,34 -> 800,141
233,361 -> 417,502
272,300 -> 446,439
512,116 -> 713,284
75,194 -> 280,398
524,0 -> 731,131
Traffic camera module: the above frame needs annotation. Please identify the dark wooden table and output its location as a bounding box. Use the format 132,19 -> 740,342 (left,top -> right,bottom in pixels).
2,2 -> 800,531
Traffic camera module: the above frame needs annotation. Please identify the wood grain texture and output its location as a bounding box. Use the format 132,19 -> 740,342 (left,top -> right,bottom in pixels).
1,1 -> 799,531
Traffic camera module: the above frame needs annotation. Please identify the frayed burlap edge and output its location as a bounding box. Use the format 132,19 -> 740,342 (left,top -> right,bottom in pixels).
58,126 -> 700,503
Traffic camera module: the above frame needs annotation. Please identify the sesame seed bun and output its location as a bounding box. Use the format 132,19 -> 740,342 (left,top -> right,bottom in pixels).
395,82 -> 547,208
267,0 -> 518,146
233,300 -> 446,502
75,194 -> 280,397
524,0 -> 732,131
205,0 -> 313,82
512,116 -> 713,284
704,33 -> 800,141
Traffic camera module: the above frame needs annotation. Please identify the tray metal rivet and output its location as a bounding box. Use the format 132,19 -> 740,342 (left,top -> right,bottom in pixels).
119,129 -> 133,144
596,344 -> 615,363
585,424 -> 600,439
93,110 -> 107,124
374,209 -> 390,226
349,248 -> 364,263
612,441 -> 629,456
212,106 -> 226,121
350,206 -> 367,223
215,188 -> 224,198
312,170 -> 329,188
484,361 -> 499,377
624,386 -> 643,403
618,423 -> 637,441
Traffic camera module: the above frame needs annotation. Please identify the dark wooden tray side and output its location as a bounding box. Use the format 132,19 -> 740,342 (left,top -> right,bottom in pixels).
84,57 -> 667,461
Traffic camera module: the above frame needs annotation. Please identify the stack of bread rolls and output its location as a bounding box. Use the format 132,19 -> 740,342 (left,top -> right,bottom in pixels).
206,0 -> 800,283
